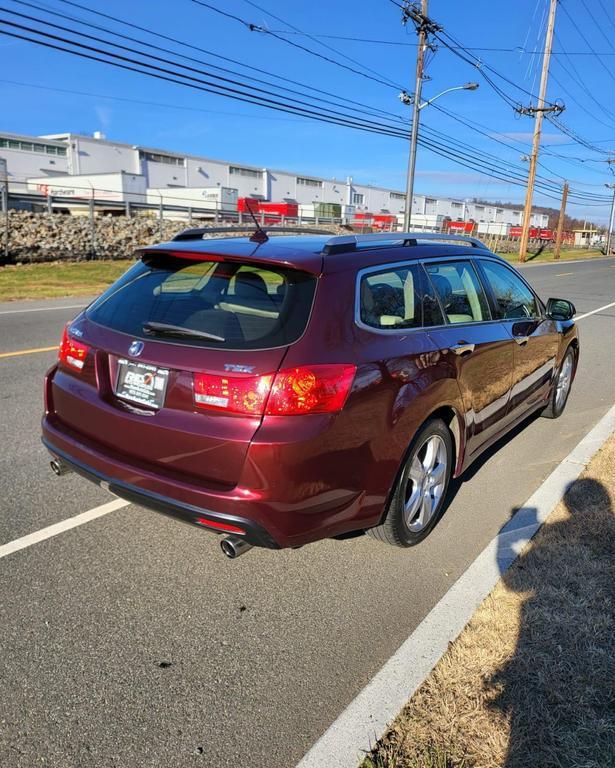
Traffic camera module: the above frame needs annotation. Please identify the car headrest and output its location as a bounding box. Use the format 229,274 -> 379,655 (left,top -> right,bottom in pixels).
370,283 -> 404,318
234,272 -> 269,304
430,273 -> 453,305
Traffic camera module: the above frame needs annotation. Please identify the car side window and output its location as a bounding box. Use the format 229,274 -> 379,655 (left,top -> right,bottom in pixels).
425,261 -> 491,324
480,260 -> 539,320
359,263 -> 443,329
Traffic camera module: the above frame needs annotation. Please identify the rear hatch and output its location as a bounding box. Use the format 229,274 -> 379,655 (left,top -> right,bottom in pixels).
50,250 -> 318,488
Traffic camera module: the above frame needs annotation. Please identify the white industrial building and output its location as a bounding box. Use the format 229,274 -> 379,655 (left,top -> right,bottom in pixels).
0,130 -> 549,227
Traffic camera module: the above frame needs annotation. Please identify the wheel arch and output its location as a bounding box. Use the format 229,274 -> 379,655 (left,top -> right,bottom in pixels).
425,404 -> 465,478
377,401 -> 466,527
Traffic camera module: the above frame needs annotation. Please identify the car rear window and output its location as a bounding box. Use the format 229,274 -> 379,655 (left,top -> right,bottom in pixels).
86,253 -> 317,350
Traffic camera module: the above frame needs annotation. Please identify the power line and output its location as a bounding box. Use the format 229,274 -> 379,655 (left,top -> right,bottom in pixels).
239,0 -> 403,88
0,10 -> 408,138
1,9 -> 610,207
559,1 -> 615,86
11,0 -> 403,124
47,0 -> 401,124
190,0 -> 405,90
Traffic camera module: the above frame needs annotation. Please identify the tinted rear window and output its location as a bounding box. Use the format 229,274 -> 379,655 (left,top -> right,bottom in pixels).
86,253 -> 317,350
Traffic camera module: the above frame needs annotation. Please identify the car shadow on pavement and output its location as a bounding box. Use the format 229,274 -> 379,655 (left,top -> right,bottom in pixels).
487,477 -> 615,767
438,410 -> 542,523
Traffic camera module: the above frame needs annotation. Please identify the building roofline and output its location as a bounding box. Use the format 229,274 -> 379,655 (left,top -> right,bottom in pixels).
2,130 -> 546,216
1,131 -> 68,146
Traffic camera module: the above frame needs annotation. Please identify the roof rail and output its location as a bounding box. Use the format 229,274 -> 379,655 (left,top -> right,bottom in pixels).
172,226 -> 335,242
322,231 -> 489,255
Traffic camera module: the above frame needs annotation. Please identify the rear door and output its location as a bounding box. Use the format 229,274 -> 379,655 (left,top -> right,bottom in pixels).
423,259 -> 515,457
476,258 -> 559,419
51,253 -> 317,488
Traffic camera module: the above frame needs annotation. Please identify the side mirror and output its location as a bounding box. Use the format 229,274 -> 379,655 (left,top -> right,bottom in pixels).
546,297 -> 576,321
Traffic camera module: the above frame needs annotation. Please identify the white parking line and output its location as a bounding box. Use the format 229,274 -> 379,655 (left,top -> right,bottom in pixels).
0,304 -> 85,316
297,403 -> 615,768
0,498 -> 129,561
575,300 -> 615,320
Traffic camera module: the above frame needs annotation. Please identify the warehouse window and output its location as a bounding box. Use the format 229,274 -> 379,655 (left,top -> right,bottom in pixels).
140,151 -> 184,166
352,192 -> 364,205
390,192 -> 405,200
297,177 -> 323,188
229,166 -> 262,178
0,137 -> 67,156
451,202 -> 463,209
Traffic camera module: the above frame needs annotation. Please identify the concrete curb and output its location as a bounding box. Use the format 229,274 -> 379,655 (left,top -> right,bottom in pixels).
297,401 -> 615,768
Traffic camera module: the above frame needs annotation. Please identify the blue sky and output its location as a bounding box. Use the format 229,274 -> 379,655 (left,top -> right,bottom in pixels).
2,0 -> 614,221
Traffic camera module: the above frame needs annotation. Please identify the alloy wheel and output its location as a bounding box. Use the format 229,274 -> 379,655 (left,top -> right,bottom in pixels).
555,354 -> 573,412
403,434 -> 448,533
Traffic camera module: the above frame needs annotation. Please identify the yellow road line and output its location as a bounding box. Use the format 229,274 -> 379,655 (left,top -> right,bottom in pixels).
0,346 -> 57,359
555,272 -> 574,276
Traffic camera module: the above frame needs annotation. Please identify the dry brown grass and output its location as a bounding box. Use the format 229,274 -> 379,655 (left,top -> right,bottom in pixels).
363,435 -> 615,768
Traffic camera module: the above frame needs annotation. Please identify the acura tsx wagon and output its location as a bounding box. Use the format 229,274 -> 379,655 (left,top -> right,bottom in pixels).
42,229 -> 579,557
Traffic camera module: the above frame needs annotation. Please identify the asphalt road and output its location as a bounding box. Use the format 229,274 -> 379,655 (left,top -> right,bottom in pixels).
1,257 -> 614,768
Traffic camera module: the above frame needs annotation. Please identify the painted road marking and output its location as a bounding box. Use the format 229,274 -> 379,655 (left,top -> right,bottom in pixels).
297,401 -> 615,768
0,304 -> 84,316
556,272 -> 573,276
575,300 -> 615,320
0,345 -> 57,359
0,498 -> 130,561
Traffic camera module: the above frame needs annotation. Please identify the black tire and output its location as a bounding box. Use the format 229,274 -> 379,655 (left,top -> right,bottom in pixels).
367,418 -> 453,547
542,346 -> 575,419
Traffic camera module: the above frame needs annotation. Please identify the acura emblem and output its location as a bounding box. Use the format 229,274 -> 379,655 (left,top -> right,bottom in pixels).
129,340 -> 144,357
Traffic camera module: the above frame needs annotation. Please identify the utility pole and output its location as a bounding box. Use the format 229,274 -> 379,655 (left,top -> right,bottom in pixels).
404,0 -> 428,230
518,0 -> 559,262
606,184 -> 615,256
553,182 -> 568,260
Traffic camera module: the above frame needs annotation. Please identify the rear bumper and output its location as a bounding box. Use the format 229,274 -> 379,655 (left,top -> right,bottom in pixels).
42,431 -> 279,549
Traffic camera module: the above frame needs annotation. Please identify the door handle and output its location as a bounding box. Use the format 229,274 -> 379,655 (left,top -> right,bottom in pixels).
450,342 -> 475,356
514,335 -> 529,346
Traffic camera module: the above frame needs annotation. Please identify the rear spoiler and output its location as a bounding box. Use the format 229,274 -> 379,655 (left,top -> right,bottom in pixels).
136,241 -> 325,275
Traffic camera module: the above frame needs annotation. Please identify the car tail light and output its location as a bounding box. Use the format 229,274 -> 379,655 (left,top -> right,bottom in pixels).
193,364 -> 356,416
266,365 -> 356,415
194,371 -> 274,415
59,326 -> 90,371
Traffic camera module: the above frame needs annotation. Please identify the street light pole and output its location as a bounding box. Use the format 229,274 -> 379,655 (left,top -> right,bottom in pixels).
404,0 -> 428,231
403,80 -> 479,230
606,184 -> 615,256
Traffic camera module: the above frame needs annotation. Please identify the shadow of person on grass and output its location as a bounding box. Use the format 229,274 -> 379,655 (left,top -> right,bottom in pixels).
489,478 -> 615,768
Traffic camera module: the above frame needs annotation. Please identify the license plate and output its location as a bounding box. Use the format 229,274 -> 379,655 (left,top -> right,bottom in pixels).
115,358 -> 169,409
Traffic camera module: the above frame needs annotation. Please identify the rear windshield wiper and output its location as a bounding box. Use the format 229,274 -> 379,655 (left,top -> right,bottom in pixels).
143,321 -> 225,342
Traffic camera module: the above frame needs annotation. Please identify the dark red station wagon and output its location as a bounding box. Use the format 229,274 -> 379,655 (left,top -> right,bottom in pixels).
42,229 -> 579,557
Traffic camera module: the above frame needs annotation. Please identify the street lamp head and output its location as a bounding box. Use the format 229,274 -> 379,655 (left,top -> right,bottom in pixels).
463,82 -> 480,91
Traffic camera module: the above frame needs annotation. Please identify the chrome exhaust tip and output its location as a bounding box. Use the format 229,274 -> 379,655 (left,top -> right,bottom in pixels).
50,458 -> 72,477
220,536 -> 253,559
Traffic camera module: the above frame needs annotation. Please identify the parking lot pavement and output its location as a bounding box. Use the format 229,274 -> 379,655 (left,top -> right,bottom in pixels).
1,258 -> 614,767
